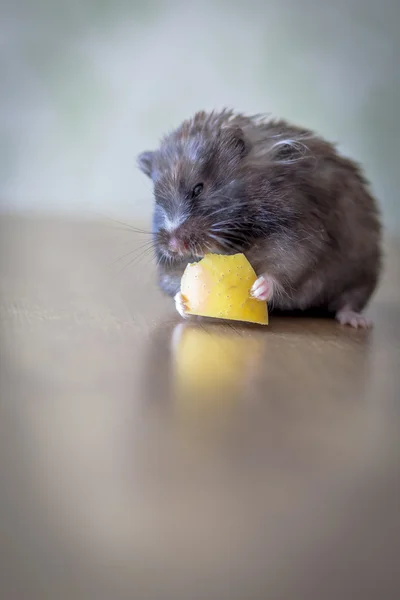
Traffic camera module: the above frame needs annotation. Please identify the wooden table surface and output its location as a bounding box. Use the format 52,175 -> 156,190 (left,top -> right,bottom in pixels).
1,216 -> 399,600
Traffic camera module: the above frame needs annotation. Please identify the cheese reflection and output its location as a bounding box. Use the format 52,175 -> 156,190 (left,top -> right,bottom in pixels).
171,323 -> 264,418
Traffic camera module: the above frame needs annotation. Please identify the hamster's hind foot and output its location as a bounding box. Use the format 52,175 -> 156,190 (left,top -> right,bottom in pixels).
335,307 -> 372,329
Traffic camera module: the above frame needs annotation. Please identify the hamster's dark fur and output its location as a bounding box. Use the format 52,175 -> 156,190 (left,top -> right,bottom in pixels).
137,110 -> 382,326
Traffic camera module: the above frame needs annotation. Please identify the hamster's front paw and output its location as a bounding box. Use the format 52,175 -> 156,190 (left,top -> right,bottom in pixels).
174,291 -> 190,319
251,275 -> 274,302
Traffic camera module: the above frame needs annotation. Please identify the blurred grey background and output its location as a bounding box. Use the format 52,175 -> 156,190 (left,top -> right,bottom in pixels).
1,0 -> 399,233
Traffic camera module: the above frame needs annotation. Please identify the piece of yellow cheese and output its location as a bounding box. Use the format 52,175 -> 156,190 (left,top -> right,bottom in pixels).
180,253 -> 268,325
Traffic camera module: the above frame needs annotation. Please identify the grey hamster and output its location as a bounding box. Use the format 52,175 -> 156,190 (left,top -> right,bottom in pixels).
137,109 -> 382,327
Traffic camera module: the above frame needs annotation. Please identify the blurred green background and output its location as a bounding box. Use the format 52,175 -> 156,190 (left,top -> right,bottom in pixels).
1,0 -> 399,233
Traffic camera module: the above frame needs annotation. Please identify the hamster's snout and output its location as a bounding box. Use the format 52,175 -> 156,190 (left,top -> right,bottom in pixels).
156,224 -> 195,258
156,218 -> 214,258
168,235 -> 189,255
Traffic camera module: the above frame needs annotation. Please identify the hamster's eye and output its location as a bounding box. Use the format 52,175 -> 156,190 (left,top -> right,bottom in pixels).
191,183 -> 203,198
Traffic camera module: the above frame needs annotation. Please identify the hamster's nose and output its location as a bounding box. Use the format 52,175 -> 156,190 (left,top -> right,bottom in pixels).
168,237 -> 180,253
168,236 -> 189,254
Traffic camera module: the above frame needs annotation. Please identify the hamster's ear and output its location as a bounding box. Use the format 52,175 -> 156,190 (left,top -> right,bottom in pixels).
220,127 -> 248,160
137,151 -> 155,178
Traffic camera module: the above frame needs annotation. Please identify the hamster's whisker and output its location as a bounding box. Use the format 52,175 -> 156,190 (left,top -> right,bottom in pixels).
208,233 -> 244,254
193,242 -> 203,257
208,202 -> 292,225
210,217 -> 260,229
209,226 -> 253,243
204,241 -> 214,254
210,219 -> 247,228
101,215 -> 153,235
117,246 -> 156,274
203,204 -> 235,218
108,240 -> 156,267
210,223 -> 252,233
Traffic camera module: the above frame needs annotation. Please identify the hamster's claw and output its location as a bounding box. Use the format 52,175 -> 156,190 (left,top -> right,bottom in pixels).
336,309 -> 372,329
251,275 -> 273,302
174,291 -> 190,319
